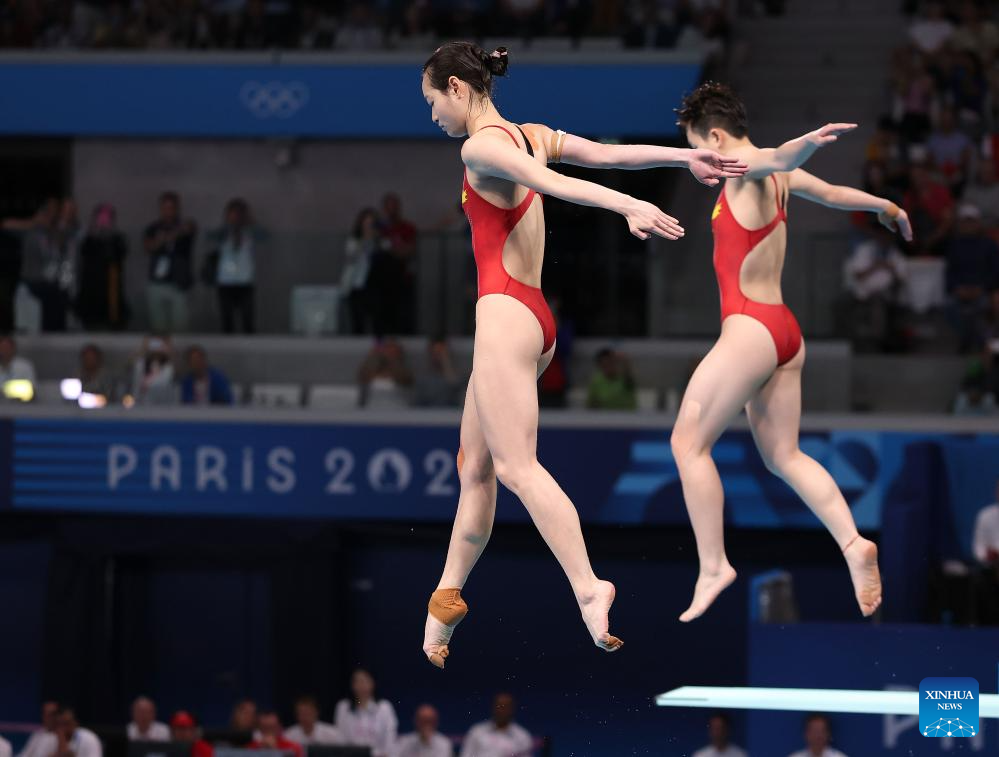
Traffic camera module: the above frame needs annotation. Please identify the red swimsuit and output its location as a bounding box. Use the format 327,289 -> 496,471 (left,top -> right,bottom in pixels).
462,124 -> 557,353
711,174 -> 802,366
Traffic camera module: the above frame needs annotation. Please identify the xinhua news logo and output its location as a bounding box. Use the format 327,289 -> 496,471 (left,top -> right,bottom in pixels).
919,677 -> 979,738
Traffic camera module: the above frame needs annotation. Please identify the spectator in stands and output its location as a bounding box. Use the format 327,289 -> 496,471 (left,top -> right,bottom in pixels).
144,191 -> 196,334
963,159 -> 999,236
375,193 -> 417,335
946,204 -> 999,353
953,362 -> 996,415
459,693 -> 531,757
342,208 -> 389,335
586,347 -> 637,410
788,714 -> 846,757
904,150 -> 954,256
3,197 -> 68,331
54,707 -> 103,757
693,712 -> 746,757
927,107 -> 975,193
622,1 -> 680,49
972,479 -> 999,622
412,338 -> 462,407
983,291 -> 999,394
127,696 -> 170,741
170,711 -> 213,757
892,53 -> 936,144
973,480 -> 999,566
334,3 -> 384,50
395,704 -> 452,757
298,4 -> 335,49
17,702 -> 59,757
129,335 -> 177,406
251,713 -> 302,757
334,668 -> 398,757
181,345 -> 235,405
907,1 -> 953,56
230,699 -> 258,735
358,339 -> 413,408
843,224 -> 908,352
0,334 -> 36,392
76,344 -> 115,401
206,198 -> 265,334
284,695 -> 343,746
952,1 -> 999,63
77,203 -> 129,331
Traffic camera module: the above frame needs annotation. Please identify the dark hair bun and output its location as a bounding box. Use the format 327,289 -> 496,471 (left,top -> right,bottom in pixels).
485,47 -> 509,77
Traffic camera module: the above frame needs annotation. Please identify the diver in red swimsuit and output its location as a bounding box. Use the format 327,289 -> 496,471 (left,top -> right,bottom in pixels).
673,82 -> 912,623
420,44 -> 749,668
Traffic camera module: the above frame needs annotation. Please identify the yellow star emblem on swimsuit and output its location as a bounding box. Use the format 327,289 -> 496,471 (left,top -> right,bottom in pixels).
711,202 -> 722,220
462,189 -> 468,205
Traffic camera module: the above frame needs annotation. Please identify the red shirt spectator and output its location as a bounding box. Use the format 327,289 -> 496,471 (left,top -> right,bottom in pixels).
380,193 -> 417,259
169,712 -> 214,757
251,712 -> 304,757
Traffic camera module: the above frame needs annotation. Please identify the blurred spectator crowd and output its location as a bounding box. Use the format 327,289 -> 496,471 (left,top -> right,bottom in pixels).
4,673 -> 545,757
0,0 -> 746,53
842,0 -> 999,410
0,191 -> 421,340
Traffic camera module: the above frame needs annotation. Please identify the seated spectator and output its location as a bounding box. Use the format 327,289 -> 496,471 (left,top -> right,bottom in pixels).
904,151 -> 954,256
963,159 -> 999,237
17,702 -> 59,757
54,708 -> 102,757
128,696 -> 170,741
170,711 -> 213,757
953,364 -> 997,415
205,198 -> 266,334
843,225 -> 908,352
181,346 -> 234,405
230,699 -> 258,734
973,480 -> 999,565
787,714 -> 846,757
586,348 -> 637,410
334,669 -> 398,757
284,696 -> 343,746
951,1 -> 999,63
907,0 -> 953,55
413,338 -> 462,408
983,291 -> 999,394
395,705 -> 452,757
0,334 -> 37,393
76,203 -> 129,330
693,712 -> 746,757
459,693 -> 531,757
76,344 -> 115,401
250,713 -> 302,757
129,335 -> 177,406
358,339 -> 413,409
926,107 -> 974,192
945,204 -> 999,353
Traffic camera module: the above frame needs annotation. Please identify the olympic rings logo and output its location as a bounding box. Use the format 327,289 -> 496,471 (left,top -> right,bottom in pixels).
239,80 -> 310,119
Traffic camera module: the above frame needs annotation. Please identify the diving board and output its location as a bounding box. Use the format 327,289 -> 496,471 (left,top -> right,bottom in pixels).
657,686 -> 999,718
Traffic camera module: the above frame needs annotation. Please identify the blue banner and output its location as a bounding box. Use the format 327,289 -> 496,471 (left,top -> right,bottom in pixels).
0,58 -> 702,137
4,418 -> 997,540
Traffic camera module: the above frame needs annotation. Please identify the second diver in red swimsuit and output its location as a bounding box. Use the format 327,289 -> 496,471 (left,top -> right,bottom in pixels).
672,82 -> 912,623
420,44 -> 749,668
